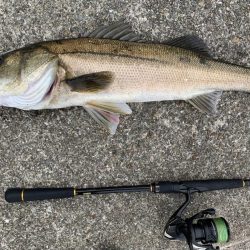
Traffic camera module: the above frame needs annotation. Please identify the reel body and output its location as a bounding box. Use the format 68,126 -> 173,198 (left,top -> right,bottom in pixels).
164,192 -> 230,250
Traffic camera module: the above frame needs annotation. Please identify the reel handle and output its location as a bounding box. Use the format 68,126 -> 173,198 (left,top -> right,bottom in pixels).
5,188 -> 75,203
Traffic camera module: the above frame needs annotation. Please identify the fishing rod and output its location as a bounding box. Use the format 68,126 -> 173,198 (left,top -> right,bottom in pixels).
5,178 -> 250,250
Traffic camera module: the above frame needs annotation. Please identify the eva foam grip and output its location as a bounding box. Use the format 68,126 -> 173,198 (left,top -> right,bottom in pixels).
5,188 -> 75,203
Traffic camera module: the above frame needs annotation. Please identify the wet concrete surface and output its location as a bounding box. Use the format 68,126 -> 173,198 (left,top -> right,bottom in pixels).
0,1 -> 250,249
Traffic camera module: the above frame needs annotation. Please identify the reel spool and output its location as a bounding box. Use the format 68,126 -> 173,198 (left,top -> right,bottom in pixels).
192,217 -> 230,246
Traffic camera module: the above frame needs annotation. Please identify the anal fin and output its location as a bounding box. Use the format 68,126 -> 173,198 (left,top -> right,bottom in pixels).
84,101 -> 132,134
187,91 -> 222,114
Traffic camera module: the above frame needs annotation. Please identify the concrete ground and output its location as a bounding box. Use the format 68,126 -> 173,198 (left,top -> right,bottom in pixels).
0,1 -> 250,249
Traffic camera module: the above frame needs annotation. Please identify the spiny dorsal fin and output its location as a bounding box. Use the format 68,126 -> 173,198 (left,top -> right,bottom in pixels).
83,21 -> 144,42
187,91 -> 222,114
165,35 -> 211,57
66,71 -> 113,92
84,101 -> 132,134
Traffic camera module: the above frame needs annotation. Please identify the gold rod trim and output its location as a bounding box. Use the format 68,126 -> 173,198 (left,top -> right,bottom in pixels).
21,190 -> 24,202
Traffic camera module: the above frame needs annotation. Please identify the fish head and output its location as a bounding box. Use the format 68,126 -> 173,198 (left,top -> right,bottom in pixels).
0,47 -> 58,108
0,50 -> 22,95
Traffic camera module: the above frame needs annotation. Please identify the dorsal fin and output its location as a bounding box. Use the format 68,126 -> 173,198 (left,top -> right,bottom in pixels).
165,35 -> 211,57
83,21 -> 144,42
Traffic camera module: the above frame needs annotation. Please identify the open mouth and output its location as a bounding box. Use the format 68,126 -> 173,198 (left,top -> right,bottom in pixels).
46,75 -> 59,97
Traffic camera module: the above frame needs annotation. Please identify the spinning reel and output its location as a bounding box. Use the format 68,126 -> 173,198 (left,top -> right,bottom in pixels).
164,190 -> 230,250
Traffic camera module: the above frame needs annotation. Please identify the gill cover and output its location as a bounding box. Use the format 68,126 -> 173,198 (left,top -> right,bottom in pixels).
0,51 -> 23,96
0,48 -> 58,109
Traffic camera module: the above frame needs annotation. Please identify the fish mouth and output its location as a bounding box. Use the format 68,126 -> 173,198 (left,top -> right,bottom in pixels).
45,75 -> 59,97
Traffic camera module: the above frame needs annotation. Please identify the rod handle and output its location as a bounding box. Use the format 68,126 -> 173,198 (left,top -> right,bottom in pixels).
5,188 -> 75,203
156,179 -> 244,193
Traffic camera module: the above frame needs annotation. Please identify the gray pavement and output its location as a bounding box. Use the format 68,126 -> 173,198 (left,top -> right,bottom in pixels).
0,1 -> 250,249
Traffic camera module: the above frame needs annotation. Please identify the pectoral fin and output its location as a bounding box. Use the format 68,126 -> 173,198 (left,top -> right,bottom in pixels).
65,71 -> 114,92
84,101 -> 132,134
187,91 -> 222,113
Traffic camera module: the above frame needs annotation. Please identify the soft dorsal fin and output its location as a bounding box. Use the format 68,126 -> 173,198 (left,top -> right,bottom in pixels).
65,71 -> 113,92
83,21 -> 144,42
165,35 -> 211,57
187,91 -> 222,113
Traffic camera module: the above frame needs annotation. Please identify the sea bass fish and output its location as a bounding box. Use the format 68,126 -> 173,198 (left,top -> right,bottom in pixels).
0,22 -> 249,134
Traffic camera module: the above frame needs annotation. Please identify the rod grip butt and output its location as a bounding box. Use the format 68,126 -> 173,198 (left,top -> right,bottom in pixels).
5,188 -> 75,203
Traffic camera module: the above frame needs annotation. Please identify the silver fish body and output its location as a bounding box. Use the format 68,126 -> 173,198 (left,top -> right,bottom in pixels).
0,22 -> 249,133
